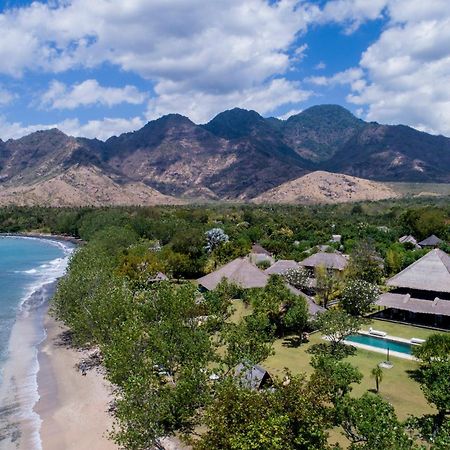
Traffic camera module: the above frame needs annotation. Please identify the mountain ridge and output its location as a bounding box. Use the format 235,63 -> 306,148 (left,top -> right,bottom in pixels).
0,104 -> 449,206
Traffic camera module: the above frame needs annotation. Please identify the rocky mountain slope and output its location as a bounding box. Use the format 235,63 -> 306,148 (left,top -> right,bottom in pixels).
0,165 -> 182,207
0,104 -> 448,206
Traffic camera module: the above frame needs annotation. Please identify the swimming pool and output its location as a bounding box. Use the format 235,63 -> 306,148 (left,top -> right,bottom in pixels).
346,334 -> 413,355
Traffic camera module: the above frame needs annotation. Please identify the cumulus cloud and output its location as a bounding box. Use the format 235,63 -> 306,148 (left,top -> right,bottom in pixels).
147,78 -> 311,123
0,115 -> 144,140
0,0 -> 322,130
40,79 -> 146,109
318,0 -> 388,33
343,0 -> 450,135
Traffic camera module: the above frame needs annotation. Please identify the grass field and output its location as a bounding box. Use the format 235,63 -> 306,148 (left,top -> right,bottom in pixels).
230,301 -> 443,420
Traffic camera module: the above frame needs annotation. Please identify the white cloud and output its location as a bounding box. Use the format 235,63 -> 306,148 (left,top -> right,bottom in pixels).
318,0 -> 388,32
146,78 -> 311,124
40,79 -> 146,110
343,0 -> 450,135
0,0 -> 320,127
314,62 -> 326,70
307,67 -> 364,88
278,109 -> 303,120
0,115 -> 144,141
0,88 -> 14,106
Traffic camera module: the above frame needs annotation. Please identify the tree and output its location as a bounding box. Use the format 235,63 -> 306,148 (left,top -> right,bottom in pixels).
412,333 -> 450,364
310,354 -> 363,404
315,265 -> 340,308
282,296 -> 309,344
417,360 -> 450,421
194,374 -> 331,450
371,365 -> 383,393
205,228 -> 229,253
220,312 -> 275,372
341,279 -> 380,316
346,241 -> 384,284
340,393 -> 416,450
313,309 -> 363,357
283,267 -> 311,290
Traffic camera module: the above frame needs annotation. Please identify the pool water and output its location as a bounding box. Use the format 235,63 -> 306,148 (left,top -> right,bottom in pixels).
346,334 -> 413,355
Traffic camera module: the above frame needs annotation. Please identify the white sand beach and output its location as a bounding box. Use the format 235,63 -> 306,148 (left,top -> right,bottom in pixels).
35,315 -> 117,450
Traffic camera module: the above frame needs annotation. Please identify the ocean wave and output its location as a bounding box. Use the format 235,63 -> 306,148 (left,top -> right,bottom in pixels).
19,244 -> 75,314
0,237 -> 75,449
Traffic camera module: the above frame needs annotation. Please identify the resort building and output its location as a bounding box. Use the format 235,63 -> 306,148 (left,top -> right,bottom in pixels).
299,252 -> 348,275
264,259 -> 299,275
399,235 -> 420,248
197,257 -> 269,291
376,249 -> 450,329
418,234 -> 444,248
235,363 -> 272,390
249,244 -> 275,265
197,257 -> 325,317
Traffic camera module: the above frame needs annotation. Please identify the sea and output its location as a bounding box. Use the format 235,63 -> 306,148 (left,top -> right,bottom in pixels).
0,236 -> 74,450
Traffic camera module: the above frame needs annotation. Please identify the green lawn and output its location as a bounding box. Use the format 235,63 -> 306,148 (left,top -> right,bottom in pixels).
230,300 -> 442,419
360,319 -> 446,341
265,332 -> 436,421
228,299 -> 443,446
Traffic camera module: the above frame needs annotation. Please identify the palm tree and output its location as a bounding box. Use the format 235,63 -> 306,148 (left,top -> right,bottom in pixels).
371,365 -> 383,393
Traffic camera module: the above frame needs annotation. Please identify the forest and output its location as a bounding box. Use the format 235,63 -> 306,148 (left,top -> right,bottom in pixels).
1,198 -> 450,449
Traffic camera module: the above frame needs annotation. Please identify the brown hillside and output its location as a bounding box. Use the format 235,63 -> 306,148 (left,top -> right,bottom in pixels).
0,165 -> 182,207
252,171 -> 399,204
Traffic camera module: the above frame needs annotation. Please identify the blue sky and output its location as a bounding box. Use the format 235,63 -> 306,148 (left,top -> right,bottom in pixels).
0,0 -> 449,140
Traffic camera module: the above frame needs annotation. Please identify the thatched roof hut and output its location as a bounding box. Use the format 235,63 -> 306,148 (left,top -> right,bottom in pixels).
197,258 -> 269,291
386,249 -> 450,294
399,235 -> 419,247
287,284 -> 326,316
251,244 -> 272,256
235,363 -> 272,390
300,252 -> 348,271
265,259 -> 299,275
418,235 -> 443,247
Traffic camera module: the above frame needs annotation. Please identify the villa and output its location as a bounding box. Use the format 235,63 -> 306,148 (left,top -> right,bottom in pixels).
265,259 -> 299,275
197,257 -> 324,317
299,251 -> 348,275
418,234 -> 443,247
375,249 -> 450,329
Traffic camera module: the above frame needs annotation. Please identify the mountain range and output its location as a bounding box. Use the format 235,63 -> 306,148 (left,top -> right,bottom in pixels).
0,104 -> 449,206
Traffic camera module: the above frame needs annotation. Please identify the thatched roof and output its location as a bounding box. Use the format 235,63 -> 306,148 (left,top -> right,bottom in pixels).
265,260 -> 299,275
148,272 -> 168,282
387,249 -> 450,293
418,235 -> 443,247
300,252 -> 348,271
197,257 -> 269,291
287,284 -> 326,316
399,235 -> 418,245
377,292 -> 450,317
251,244 -> 272,256
235,363 -> 272,390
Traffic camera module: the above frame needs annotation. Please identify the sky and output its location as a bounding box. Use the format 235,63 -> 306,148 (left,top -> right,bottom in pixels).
0,0 -> 449,140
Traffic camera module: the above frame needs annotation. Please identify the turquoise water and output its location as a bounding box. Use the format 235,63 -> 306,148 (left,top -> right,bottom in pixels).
0,237 -> 73,375
346,333 -> 413,355
0,236 -> 74,449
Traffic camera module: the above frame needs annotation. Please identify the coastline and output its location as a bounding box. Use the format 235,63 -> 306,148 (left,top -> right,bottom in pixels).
35,314 -> 117,450
0,232 -> 84,246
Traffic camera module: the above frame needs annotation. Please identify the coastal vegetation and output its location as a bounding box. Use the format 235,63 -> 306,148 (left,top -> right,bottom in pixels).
0,199 -> 449,449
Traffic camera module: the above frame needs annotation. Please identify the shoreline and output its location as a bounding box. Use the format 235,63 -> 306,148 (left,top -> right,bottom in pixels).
35,313 -> 117,450
0,232 -> 84,246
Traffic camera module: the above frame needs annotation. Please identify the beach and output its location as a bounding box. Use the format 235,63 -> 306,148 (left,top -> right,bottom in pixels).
36,314 -> 117,450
